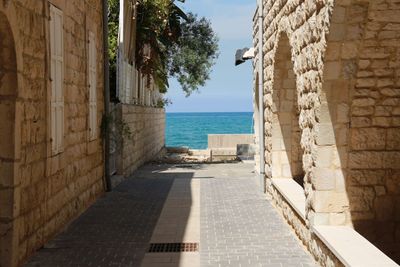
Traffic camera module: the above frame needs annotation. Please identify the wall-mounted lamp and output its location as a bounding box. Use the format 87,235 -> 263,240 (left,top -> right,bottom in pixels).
235,47 -> 255,66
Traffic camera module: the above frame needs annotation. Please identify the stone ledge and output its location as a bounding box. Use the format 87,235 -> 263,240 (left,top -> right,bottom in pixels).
271,178 -> 306,220
313,225 -> 399,267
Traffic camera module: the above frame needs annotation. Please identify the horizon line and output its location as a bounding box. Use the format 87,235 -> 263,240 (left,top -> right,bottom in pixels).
166,111 -> 254,113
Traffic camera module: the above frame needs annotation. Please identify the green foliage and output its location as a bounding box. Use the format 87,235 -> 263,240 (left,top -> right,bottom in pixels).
135,1 -> 219,96
108,0 -> 219,97
108,0 -> 119,101
101,111 -> 134,149
156,98 -> 172,108
135,0 -> 187,92
168,13 -> 219,96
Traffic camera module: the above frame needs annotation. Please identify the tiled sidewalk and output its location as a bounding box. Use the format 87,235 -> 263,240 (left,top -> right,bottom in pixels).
200,164 -> 316,267
24,163 -> 316,267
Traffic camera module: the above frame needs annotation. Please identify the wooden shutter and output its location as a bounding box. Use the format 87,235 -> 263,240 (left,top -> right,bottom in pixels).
88,31 -> 97,140
50,5 -> 64,154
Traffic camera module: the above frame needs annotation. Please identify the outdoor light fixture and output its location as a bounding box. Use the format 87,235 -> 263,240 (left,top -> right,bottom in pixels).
235,47 -> 255,66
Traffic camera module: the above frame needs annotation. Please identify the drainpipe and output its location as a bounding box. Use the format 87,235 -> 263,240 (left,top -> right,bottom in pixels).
103,0 -> 112,192
257,0 -> 265,192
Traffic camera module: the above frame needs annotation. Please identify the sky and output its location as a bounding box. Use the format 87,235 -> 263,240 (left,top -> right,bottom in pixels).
165,0 -> 256,113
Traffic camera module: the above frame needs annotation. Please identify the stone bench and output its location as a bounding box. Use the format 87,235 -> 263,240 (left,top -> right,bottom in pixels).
313,226 -> 398,267
210,148 -> 237,161
271,178 -> 306,219
270,178 -> 399,267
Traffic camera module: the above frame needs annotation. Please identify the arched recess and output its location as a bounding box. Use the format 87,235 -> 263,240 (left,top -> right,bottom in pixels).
0,11 -> 18,267
311,1 -> 370,228
271,33 -> 304,187
320,1 -> 400,262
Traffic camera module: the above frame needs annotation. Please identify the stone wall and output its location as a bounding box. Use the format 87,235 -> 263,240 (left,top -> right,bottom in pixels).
348,1 -> 400,260
256,0 -> 400,264
0,1 -> 105,266
115,104 -> 165,177
208,134 -> 254,149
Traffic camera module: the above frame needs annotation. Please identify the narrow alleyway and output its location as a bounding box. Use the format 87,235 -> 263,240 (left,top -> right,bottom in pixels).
25,163 -> 316,267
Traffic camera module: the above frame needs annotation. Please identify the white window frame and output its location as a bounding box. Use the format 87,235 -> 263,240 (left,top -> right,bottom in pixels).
50,4 -> 64,155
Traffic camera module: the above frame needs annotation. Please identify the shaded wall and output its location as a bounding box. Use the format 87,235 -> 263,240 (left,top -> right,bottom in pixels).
0,8 -> 19,267
116,104 -> 165,177
0,1 -> 106,265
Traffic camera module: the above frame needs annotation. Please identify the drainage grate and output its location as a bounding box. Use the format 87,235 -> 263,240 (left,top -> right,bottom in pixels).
148,243 -> 199,253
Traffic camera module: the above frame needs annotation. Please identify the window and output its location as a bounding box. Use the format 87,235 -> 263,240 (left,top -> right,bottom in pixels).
50,5 -> 64,154
88,31 -> 97,140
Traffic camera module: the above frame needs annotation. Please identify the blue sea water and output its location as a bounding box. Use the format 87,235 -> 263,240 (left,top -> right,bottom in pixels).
166,112 -> 254,149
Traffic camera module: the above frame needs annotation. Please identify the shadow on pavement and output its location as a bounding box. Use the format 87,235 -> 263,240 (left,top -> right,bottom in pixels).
24,163 -> 199,267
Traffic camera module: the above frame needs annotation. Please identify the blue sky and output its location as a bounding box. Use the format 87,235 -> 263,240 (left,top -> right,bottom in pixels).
165,0 -> 256,113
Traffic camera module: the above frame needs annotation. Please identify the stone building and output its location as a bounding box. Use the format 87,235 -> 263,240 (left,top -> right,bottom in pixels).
253,0 -> 400,265
0,1 -> 106,266
110,0 -> 165,178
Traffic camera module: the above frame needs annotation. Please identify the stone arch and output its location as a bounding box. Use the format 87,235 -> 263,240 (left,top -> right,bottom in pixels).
311,1 -> 373,228
270,31 -> 305,186
0,10 -> 19,267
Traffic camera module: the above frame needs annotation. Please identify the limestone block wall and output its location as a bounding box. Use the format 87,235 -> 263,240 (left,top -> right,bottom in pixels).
256,0 -> 400,264
116,104 -> 165,177
0,1 -> 105,266
348,1 -> 400,260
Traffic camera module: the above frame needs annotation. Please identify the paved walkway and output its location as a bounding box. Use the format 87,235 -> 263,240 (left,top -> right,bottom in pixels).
25,163 -> 316,267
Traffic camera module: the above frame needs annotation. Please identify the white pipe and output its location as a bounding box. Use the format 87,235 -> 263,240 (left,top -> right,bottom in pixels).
257,0 -> 265,191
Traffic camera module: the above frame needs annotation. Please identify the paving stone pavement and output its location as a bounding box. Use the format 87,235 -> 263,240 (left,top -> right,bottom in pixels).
200,163 -> 317,267
24,176 -> 174,267
24,163 -> 317,267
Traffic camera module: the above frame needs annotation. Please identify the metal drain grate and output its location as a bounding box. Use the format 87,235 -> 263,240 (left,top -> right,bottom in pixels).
148,243 -> 199,253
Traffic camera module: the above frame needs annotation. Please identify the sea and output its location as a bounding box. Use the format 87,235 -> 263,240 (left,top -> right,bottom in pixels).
166,112 -> 254,149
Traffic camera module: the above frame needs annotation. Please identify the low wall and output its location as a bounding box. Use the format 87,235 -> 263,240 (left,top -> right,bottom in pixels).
208,134 -> 254,149
267,180 -> 343,267
116,104 -> 165,177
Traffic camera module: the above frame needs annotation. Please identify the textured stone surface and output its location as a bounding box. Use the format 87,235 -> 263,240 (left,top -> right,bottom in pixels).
253,0 -> 400,264
0,1 -> 105,266
115,104 -> 165,177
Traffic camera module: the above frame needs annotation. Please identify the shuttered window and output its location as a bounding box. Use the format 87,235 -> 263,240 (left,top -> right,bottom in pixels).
50,5 -> 64,154
88,31 -> 97,140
